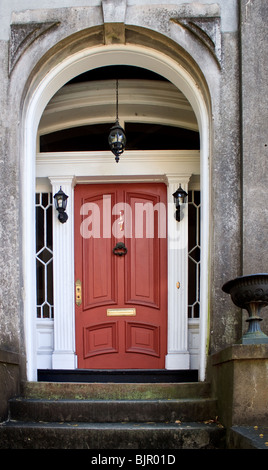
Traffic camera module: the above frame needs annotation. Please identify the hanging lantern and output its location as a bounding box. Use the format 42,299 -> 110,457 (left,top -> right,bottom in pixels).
108,79 -> 126,163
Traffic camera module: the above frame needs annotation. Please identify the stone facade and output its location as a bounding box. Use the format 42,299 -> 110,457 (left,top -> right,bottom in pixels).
0,0 -> 267,425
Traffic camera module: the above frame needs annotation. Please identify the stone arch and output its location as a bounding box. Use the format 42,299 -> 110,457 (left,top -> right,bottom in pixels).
21,25 -> 212,381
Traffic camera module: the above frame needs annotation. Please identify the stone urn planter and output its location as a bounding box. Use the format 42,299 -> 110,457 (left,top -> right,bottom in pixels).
222,273 -> 268,344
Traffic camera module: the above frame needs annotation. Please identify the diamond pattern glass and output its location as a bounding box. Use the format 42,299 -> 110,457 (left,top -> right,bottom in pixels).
188,190 -> 201,318
35,193 -> 54,319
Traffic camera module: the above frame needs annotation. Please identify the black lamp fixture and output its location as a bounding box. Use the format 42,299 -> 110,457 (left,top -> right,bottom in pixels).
53,186 -> 68,223
108,79 -> 126,163
172,184 -> 188,222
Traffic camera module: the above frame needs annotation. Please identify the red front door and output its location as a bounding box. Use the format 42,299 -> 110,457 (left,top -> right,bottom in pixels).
74,183 -> 167,369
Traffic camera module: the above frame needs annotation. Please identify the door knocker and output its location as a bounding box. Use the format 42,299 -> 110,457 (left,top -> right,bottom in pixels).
113,242 -> 128,256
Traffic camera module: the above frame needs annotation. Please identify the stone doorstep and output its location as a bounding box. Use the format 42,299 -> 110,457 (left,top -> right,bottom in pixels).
0,379 -> 226,449
21,380 -> 212,400
8,396 -> 218,423
0,421 -> 226,449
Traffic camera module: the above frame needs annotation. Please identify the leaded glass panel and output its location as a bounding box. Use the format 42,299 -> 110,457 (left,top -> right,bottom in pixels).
35,193 -> 54,319
188,190 -> 201,318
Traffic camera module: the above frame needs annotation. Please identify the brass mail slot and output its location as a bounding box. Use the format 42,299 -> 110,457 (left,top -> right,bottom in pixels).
107,308 -> 136,317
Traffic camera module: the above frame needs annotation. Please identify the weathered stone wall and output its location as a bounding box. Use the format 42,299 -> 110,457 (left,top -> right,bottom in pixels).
239,0 -> 268,332
0,352 -> 21,421
240,0 -> 268,275
209,26 -> 242,353
0,36 -> 25,420
211,345 -> 268,427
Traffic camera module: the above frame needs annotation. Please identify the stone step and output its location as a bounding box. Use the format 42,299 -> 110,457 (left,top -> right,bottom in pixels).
21,380 -> 212,400
0,380 -> 225,449
0,420 -> 226,449
8,397 -> 218,423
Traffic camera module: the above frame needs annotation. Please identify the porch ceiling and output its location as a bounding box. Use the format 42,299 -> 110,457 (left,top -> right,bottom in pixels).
38,79 -> 198,136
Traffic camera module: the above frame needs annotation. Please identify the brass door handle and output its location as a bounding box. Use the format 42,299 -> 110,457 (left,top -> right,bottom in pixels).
75,279 -> 82,306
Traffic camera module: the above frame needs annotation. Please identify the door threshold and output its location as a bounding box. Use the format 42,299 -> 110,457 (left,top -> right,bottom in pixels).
37,369 -> 198,383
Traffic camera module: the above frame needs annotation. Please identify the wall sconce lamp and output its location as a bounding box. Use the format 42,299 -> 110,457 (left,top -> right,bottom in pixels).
172,184 -> 188,222
53,186 -> 68,223
108,79 -> 126,163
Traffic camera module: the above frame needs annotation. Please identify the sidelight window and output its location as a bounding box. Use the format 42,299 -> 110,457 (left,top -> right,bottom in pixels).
35,193 -> 54,319
188,190 -> 201,318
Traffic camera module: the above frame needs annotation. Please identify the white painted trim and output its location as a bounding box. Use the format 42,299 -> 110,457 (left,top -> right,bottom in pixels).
49,176 -> 77,369
23,44 -> 210,381
188,319 -> 200,370
36,319 -> 54,369
165,176 -> 190,369
36,150 -> 200,179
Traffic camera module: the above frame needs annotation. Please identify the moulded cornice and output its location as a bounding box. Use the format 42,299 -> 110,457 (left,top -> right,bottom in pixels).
37,149 -> 200,163
36,150 -> 200,180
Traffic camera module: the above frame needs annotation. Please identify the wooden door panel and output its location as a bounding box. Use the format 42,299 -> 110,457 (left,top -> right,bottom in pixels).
125,321 -> 160,357
126,232 -> 160,308
82,192 -> 117,309
83,236 -> 116,309
125,192 -> 160,308
83,322 -> 118,358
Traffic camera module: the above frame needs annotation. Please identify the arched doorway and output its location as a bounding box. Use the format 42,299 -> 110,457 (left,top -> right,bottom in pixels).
23,43 -> 210,381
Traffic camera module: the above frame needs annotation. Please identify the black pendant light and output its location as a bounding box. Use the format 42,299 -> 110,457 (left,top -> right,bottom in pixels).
108,79 -> 126,163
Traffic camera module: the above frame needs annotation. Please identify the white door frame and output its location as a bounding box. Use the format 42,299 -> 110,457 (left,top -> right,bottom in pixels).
23,44 -> 210,381
36,151 -> 199,371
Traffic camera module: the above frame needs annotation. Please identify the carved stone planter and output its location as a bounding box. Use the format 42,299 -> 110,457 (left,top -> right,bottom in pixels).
222,274 -> 268,344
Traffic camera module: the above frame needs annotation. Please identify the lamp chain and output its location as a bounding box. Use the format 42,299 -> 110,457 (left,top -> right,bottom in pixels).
116,79 -> 119,122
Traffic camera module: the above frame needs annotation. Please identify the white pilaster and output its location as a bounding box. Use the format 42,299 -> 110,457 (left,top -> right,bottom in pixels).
165,175 -> 190,369
49,176 -> 77,369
